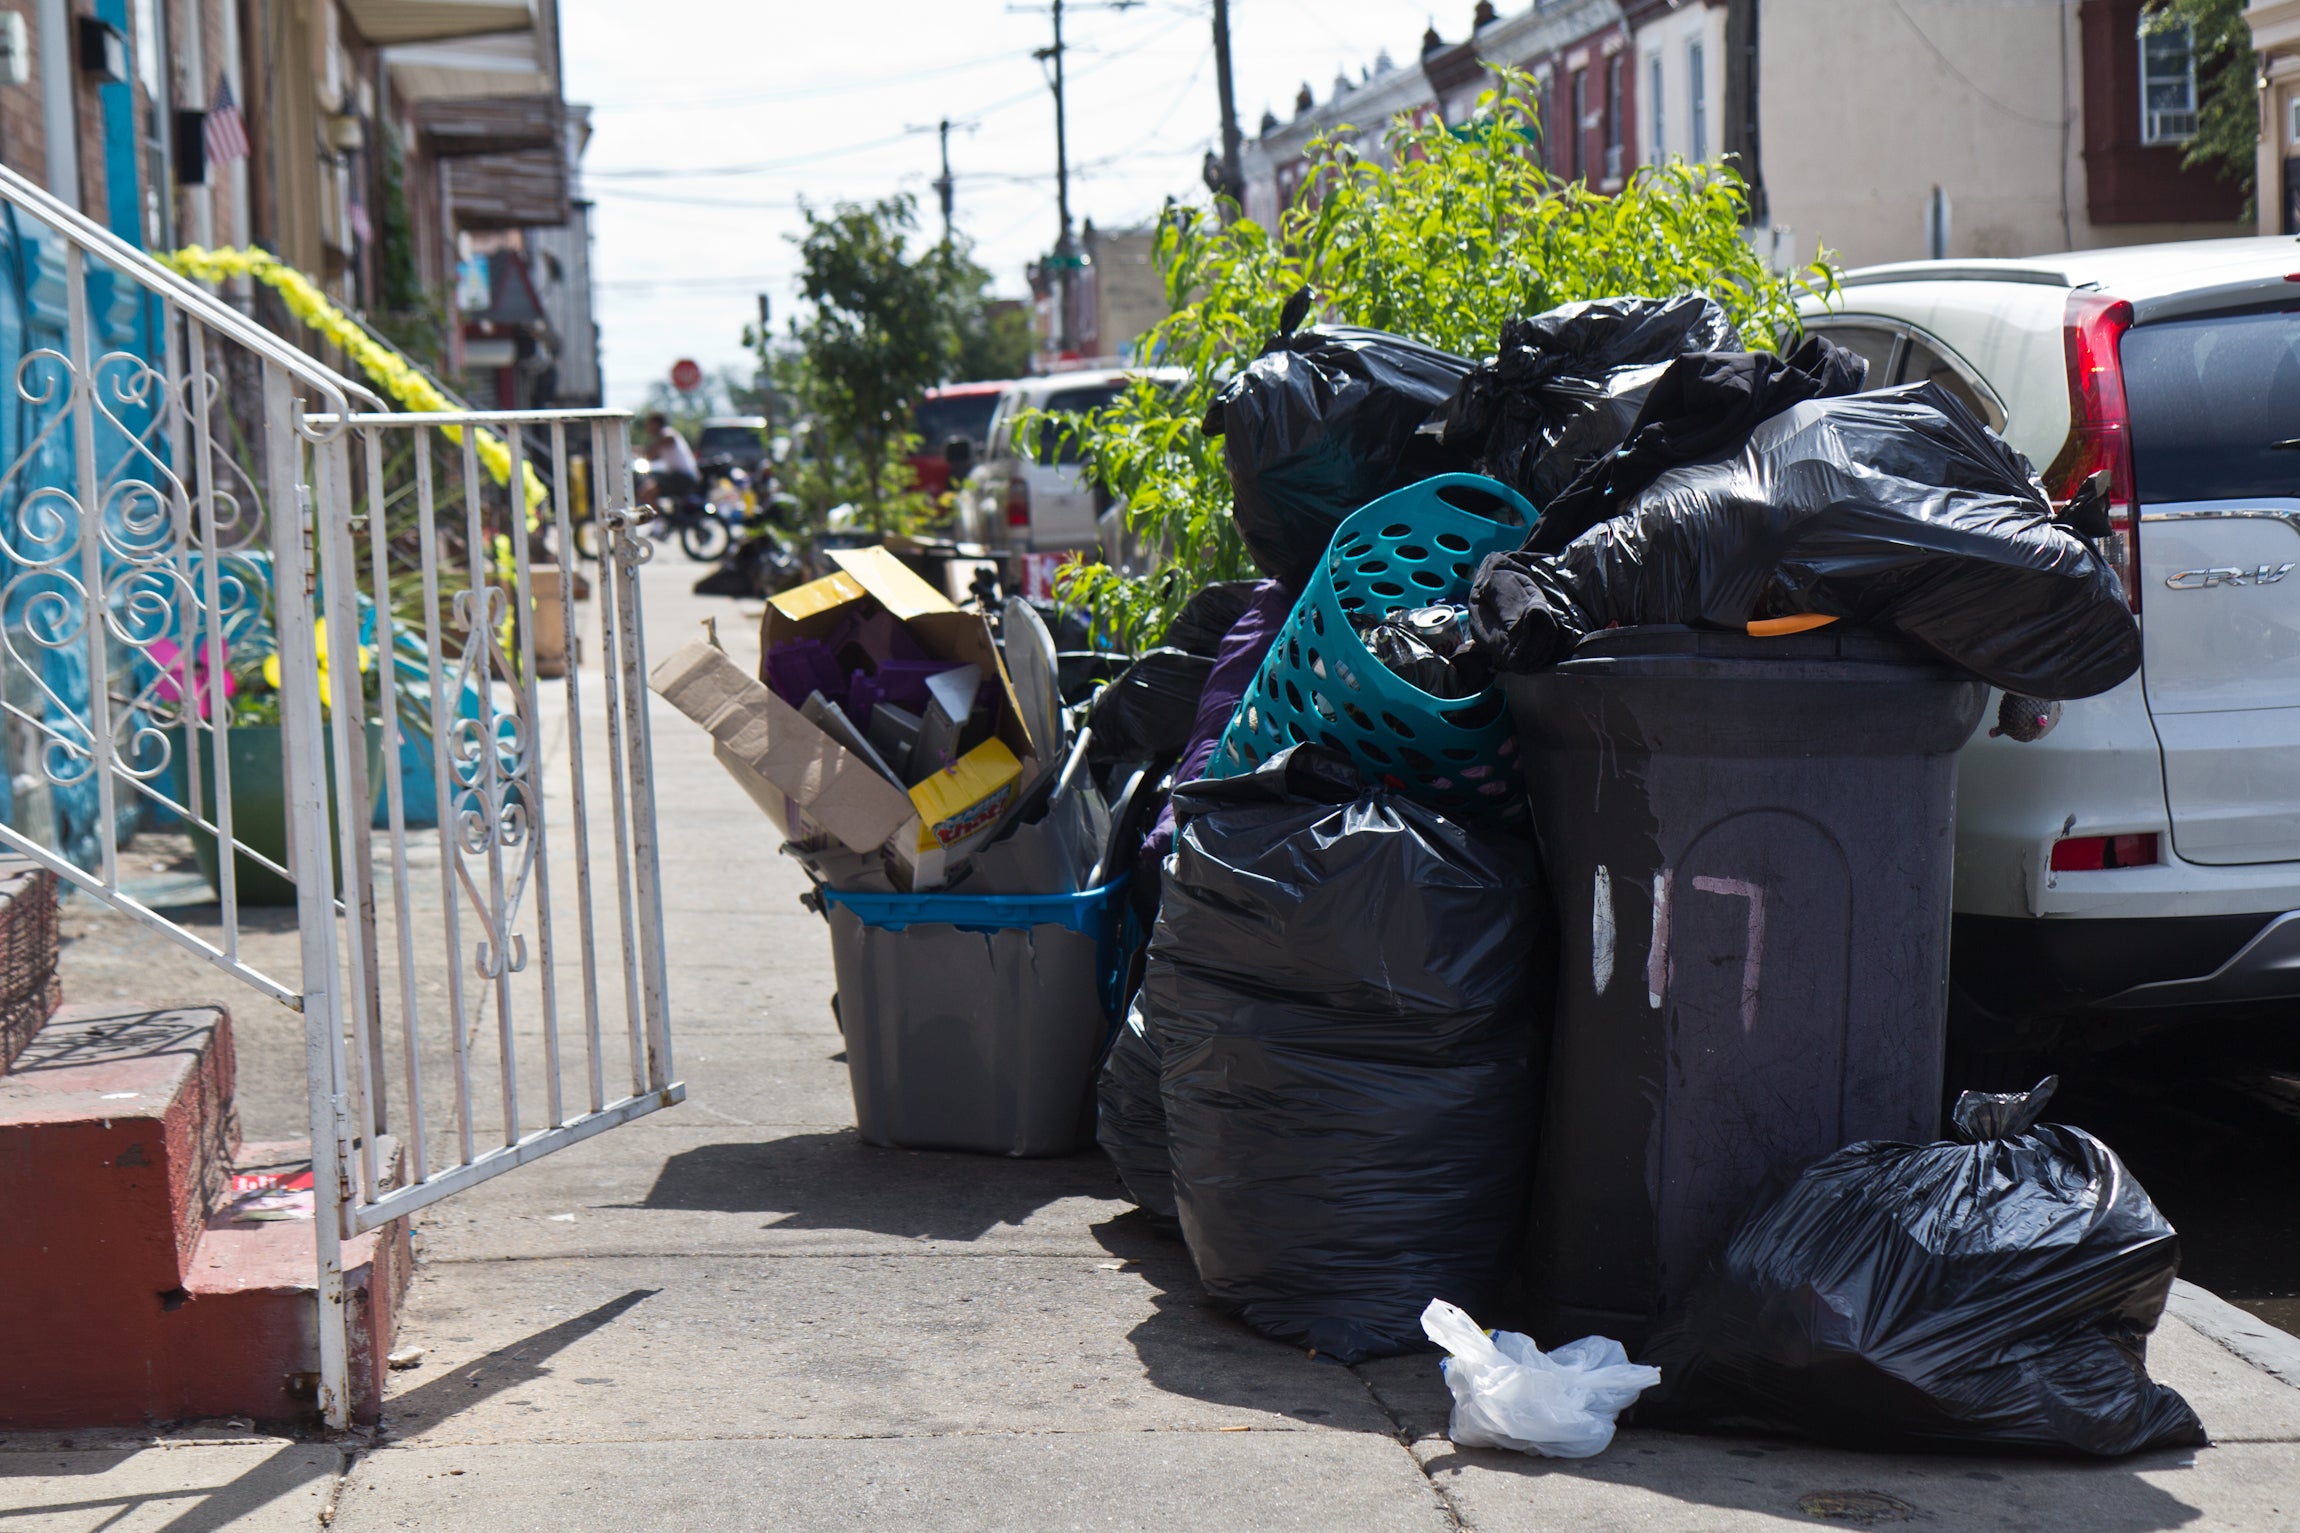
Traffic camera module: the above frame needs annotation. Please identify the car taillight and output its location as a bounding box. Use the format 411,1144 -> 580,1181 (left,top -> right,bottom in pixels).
2049,832 -> 2159,871
1004,479 -> 1030,528
2043,290 -> 2140,612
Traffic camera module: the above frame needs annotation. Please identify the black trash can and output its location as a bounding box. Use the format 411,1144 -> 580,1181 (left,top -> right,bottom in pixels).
1507,625 -> 1987,1351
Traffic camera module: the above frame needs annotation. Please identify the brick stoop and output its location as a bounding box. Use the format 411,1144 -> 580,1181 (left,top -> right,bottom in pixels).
0,857 -> 62,1074
0,1005 -> 411,1428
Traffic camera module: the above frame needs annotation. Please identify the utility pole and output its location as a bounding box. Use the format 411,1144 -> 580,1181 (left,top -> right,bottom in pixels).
933,118 -> 955,242
1210,0 -> 1244,211
1040,0 -> 1077,352
1019,0 -> 1135,356
908,118 -> 977,243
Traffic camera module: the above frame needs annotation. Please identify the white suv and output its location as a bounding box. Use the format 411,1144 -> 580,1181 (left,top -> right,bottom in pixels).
957,368 -> 1181,564
1800,238 -> 2300,1045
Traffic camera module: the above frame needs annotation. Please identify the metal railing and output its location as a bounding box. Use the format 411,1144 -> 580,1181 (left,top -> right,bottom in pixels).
0,164 -> 678,1428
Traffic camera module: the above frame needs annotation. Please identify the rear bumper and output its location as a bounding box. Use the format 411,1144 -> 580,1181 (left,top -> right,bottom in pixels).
1953,909 -> 2298,1018
2096,911 -> 2300,1008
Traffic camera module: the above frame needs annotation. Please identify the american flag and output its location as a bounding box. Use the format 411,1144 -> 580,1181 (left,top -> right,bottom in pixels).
204,77 -> 249,166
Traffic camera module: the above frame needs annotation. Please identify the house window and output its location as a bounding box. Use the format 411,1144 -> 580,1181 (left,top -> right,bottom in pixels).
1569,68 -> 1586,180
2138,19 -> 2198,145
1648,54 -> 1665,162
1688,40 -> 1708,161
1604,53 -> 1625,180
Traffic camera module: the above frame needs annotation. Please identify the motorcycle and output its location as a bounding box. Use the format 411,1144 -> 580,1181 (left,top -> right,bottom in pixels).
635,451 -> 752,562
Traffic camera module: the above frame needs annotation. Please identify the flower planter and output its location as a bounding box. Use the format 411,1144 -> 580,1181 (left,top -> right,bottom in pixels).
173,722 -> 385,907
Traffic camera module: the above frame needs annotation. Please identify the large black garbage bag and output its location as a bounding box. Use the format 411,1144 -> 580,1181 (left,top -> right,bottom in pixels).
1529,335 -> 1869,552
1086,648 -> 1213,764
1148,745 -> 1552,1363
1442,295 -> 1739,509
1202,290 -> 1475,590
1638,1078 -> 2207,1457
1469,382 -> 2142,699
1160,580 -> 1263,657
1096,1000 -> 1176,1221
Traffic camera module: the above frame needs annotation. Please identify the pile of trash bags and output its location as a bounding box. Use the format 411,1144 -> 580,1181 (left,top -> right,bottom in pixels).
1201,286 -> 2140,704
1085,285 -> 2173,1461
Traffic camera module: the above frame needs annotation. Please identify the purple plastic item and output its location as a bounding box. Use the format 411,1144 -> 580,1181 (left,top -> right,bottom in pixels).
1145,579 -> 1292,859
765,639 -> 846,710
849,658 -> 954,723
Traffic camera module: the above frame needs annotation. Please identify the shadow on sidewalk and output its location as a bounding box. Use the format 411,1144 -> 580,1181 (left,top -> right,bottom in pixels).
0,1442 -> 336,1533
1089,1209 -> 1393,1432
1411,1434 -> 2205,1532
638,1129 -> 1118,1242
383,1288 -> 658,1435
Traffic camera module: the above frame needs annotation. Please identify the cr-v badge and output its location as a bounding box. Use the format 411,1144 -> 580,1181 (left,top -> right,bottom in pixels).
2164,563 -> 2297,589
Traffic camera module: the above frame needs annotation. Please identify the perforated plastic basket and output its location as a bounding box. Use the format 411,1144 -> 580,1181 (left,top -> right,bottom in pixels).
1210,474 -> 1537,819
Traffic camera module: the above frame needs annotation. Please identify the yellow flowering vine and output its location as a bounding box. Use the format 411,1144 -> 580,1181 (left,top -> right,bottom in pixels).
162,245 -> 546,520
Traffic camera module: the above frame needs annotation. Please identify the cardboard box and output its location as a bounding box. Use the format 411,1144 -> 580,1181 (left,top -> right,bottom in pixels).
649,641 -> 915,856
762,545 -> 1038,772
652,546 -> 1042,890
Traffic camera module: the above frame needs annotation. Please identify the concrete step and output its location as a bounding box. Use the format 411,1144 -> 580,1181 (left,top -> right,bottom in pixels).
0,1004 -> 410,1427
174,1139 -> 414,1426
0,1006 -> 242,1361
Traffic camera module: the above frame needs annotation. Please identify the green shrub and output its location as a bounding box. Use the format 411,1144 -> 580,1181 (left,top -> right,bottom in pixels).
1051,76 -> 1838,650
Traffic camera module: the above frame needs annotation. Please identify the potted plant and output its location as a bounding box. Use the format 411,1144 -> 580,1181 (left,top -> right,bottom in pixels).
164,617 -> 385,907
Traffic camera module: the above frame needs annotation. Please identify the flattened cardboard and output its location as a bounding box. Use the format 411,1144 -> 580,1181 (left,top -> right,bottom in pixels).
650,641 -> 914,853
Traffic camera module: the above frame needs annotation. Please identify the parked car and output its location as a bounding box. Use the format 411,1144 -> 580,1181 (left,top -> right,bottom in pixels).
910,381 -> 1011,499
956,369 -> 1182,562
1799,238 -> 2300,1049
695,416 -> 770,478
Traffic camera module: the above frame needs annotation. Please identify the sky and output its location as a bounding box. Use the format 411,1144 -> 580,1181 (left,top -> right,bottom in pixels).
559,1 -> 1445,406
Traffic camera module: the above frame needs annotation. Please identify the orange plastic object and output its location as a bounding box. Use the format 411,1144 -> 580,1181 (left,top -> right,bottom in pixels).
1746,614 -> 1840,638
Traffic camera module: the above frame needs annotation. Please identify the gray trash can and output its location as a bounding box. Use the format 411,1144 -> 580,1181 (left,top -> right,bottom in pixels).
818,883 -> 1127,1157
1506,625 -> 1986,1350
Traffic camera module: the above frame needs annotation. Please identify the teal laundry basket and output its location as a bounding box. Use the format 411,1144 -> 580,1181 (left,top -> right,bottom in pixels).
1210,474 -> 1536,819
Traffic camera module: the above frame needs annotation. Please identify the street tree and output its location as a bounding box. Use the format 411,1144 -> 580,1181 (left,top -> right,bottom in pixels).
1050,73 -> 1838,651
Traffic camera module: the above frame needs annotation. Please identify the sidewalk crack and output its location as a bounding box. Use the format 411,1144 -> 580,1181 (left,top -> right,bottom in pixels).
1348,1363 -> 1467,1531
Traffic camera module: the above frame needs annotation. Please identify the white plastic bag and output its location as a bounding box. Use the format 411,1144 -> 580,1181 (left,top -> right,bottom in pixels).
1420,1298 -> 1662,1458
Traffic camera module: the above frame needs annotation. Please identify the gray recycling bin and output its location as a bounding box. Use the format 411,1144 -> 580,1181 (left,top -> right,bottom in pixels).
1507,625 -> 1987,1351
817,882 -> 1129,1158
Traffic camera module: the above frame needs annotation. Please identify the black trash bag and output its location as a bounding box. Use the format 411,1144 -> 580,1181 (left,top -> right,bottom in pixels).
1442,294 -> 1740,510
1148,744 -> 1552,1363
1202,288 -> 1476,590
1086,648 -> 1214,763
1469,382 -> 2142,700
1161,580 -> 1264,657
1637,1077 -> 2207,1457
1529,335 -> 1869,553
1096,999 -> 1177,1222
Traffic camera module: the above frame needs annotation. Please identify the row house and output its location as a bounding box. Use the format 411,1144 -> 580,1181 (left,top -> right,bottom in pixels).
1239,0 -> 2247,274
0,0 -> 597,409
2246,0 -> 2300,234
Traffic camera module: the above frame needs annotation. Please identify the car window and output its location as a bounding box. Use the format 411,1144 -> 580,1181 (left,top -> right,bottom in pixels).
2123,307 -> 2300,503
1813,323 -> 1901,390
1897,336 -> 2004,431
1035,385 -> 1122,465
696,426 -> 761,456
916,392 -> 1000,454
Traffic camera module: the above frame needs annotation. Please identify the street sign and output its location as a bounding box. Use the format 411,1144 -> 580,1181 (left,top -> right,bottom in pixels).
670,357 -> 702,392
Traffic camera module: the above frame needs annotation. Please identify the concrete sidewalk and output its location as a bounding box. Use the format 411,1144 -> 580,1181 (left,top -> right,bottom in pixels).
7,560 -> 2300,1531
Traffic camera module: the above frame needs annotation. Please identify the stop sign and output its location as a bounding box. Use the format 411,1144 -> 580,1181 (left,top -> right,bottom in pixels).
669,357 -> 702,393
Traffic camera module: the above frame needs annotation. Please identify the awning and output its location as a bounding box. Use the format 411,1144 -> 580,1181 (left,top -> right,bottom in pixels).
385,31 -> 551,101
344,0 -> 534,46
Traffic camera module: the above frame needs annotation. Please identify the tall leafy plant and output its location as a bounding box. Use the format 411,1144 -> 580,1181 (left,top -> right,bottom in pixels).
1053,77 -> 1839,651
